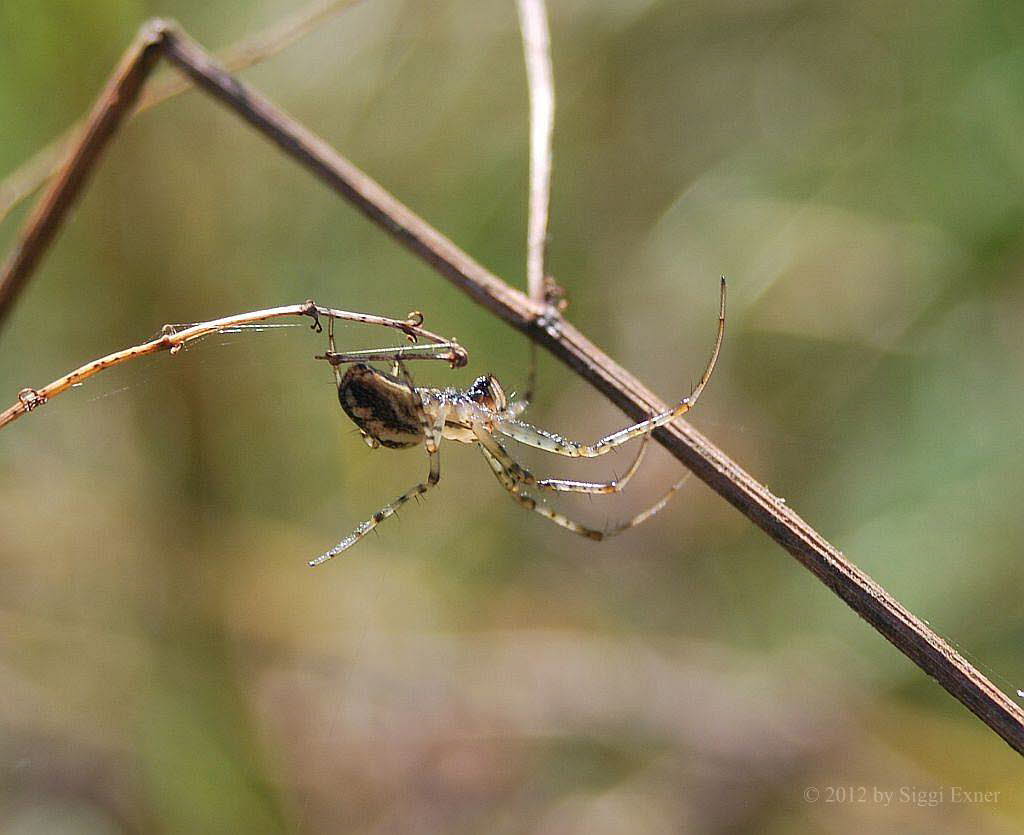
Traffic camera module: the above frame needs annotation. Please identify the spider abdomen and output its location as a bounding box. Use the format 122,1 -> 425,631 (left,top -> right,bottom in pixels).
337,364 -> 425,449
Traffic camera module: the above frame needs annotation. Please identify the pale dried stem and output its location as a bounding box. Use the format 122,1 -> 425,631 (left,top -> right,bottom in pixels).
0,303 -> 464,430
516,0 -> 555,304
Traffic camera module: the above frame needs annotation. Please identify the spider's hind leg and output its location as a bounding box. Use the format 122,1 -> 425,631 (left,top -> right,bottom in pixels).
326,315 -> 343,389
393,358 -> 437,453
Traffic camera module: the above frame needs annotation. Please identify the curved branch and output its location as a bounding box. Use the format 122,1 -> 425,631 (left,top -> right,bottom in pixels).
0,303 -> 465,430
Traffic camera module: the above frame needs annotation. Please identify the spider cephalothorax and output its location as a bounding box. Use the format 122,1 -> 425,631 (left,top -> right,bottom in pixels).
311,279 -> 727,566
466,374 -> 508,412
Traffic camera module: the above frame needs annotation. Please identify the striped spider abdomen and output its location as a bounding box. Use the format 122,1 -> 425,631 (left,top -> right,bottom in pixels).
338,363 -> 426,449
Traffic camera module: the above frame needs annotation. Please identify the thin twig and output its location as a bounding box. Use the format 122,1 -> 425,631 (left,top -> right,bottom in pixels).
0,303 -> 465,430
0,22 -> 164,322
2,20 -> 1023,756
516,0 -> 555,304
0,0 -> 363,227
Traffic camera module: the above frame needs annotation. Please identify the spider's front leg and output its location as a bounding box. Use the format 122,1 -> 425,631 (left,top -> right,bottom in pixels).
473,422 -> 690,541
507,343 -> 538,418
473,422 -> 651,495
498,278 -> 727,458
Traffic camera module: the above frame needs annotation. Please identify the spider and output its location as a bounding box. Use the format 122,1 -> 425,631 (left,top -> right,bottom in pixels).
308,278 -> 726,566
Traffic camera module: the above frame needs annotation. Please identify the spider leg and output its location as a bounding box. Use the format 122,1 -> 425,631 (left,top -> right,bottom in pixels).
474,423 -> 690,541
475,431 -> 603,541
536,426 -> 650,493
308,452 -> 440,565
319,343 -> 466,366
326,316 -> 343,389
393,359 -> 437,453
497,278 -> 725,458
472,422 -> 650,495
602,472 -> 691,537
310,372 -> 448,566
507,343 -> 538,418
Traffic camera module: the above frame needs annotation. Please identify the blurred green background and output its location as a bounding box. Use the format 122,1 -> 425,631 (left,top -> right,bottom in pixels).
2,0 -> 1024,831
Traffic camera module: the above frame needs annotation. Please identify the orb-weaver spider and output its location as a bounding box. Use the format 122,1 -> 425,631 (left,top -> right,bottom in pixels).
309,278 -> 725,566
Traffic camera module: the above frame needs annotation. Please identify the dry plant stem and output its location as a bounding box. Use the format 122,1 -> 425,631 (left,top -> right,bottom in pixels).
516,0 -> 555,304
0,303 -> 464,430
2,22 -> 1023,756
0,24 -> 162,322
0,0 -> 363,227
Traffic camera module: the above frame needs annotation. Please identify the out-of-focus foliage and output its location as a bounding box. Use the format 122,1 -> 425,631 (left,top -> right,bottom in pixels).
2,0 -> 1023,832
